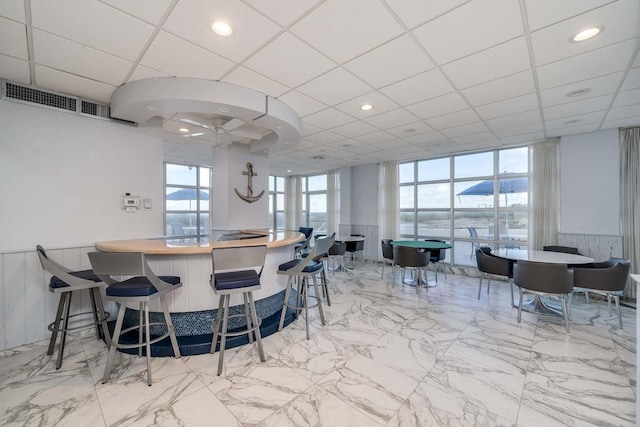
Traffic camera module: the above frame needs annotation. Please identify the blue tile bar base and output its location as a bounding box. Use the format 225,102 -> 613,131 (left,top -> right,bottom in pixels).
106,289 -> 298,356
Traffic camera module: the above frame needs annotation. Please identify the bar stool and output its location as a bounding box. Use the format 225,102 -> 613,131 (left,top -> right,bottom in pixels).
210,245 -> 267,376
36,245 -> 111,370
88,251 -> 181,386
278,235 -> 334,340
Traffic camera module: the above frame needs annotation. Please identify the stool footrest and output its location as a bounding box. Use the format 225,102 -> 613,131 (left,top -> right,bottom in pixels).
212,316 -> 262,338
113,323 -> 175,350
47,310 -> 110,334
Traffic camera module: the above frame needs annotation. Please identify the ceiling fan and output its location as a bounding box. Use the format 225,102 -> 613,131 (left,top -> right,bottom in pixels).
180,116 -> 265,145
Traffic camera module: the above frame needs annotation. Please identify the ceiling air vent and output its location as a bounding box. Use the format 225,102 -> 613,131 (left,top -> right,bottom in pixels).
1,79 -> 136,126
311,155 -> 326,160
4,81 -> 77,112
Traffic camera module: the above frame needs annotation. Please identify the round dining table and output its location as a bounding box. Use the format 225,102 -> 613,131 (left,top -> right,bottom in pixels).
492,249 -> 594,314
390,240 -> 452,287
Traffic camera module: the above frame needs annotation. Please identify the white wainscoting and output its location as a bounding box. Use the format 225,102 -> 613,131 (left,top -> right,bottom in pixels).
557,233 -> 623,261
0,246 -> 108,351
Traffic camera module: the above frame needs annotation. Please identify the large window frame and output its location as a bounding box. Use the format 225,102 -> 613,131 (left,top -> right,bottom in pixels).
399,147 -> 529,267
268,176 -> 285,230
164,162 -> 211,239
301,174 -> 328,233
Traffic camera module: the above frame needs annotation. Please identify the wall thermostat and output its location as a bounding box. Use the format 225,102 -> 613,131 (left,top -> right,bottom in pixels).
122,194 -> 141,212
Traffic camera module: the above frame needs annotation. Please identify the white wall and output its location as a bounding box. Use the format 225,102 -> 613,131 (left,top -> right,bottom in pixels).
559,129 -> 621,235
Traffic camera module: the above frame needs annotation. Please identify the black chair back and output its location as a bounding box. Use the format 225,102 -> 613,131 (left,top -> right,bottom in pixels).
476,247 -> 512,278
425,239 -> 446,262
513,260 -> 573,294
573,258 -> 631,292
393,245 -> 429,269
328,241 -> 347,256
299,227 -> 314,238
381,239 -> 394,261
543,245 -> 581,255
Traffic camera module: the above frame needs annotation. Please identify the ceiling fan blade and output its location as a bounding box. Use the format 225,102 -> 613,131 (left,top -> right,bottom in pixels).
231,129 -> 264,140
222,118 -> 244,131
181,132 -> 205,138
180,118 -> 213,130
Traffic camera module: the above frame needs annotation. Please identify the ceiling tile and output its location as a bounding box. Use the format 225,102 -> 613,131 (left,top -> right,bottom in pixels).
128,65 -> 169,82
343,35 -> 434,87
363,108 -> 419,129
525,0 -> 614,31
244,32 -> 335,87
543,94 -> 613,120
0,0 -> 25,22
404,131 -> 447,145
620,67 -> 640,91
33,30 -> 131,86
442,37 -> 531,89
546,122 -> 601,137
0,16 -> 27,59
372,139 -> 414,150
243,0 -> 321,27
613,88 -> 640,108
493,122 -> 544,138
540,72 -> 623,107
0,53 -> 30,83
462,70 -> 536,106
476,93 -> 540,120
302,107 -> 355,129
163,0 -> 281,63
290,0 -> 404,63
385,0 -> 469,29
386,121 -> 433,138
223,66 -> 288,97
412,0 -> 524,64
334,91 -> 399,118
605,104 -> 640,121
545,110 -> 606,130
427,109 -> 481,130
380,69 -> 454,106
440,121 -> 490,138
30,0 -> 155,61
486,109 -> 542,130
277,90 -> 326,118
602,116 -> 640,129
304,130 -> 345,144
300,122 -> 322,136
141,31 -> 234,79
499,131 -> 545,145
101,0 -> 173,25
406,92 -> 468,119
531,0 -> 639,66
354,131 -> 395,144
536,39 -> 637,89
34,65 -> 115,103
332,121 -> 379,138
297,67 -> 371,105
452,132 -> 497,145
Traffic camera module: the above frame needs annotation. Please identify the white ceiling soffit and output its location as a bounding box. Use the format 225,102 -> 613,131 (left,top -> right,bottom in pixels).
110,77 -> 301,152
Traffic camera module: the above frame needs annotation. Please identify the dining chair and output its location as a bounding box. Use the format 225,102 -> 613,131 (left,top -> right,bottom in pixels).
425,239 -> 447,282
380,239 -> 394,278
392,245 -> 430,292
475,246 -> 514,301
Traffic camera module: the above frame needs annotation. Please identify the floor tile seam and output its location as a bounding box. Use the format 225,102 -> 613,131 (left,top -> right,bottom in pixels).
513,320 -> 540,427
313,380 -> 387,426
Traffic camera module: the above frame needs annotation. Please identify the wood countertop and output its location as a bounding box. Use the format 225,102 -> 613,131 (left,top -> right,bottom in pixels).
95,229 -> 304,255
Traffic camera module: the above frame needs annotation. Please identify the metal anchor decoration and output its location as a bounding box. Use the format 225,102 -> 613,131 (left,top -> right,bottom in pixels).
234,162 -> 265,203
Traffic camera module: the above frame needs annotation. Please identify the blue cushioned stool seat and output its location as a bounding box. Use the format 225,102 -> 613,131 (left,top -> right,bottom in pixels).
213,270 -> 260,290
49,269 -> 101,289
105,276 -> 181,297
279,259 -> 323,273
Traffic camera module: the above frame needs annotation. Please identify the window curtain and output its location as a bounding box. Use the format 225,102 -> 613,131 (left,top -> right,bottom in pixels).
377,161 -> 399,258
620,128 -> 639,299
284,175 -> 301,231
327,169 -> 340,235
530,139 -> 560,250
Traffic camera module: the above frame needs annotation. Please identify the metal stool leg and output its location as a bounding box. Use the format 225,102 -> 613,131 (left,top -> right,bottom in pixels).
103,302 -> 126,384
217,294 -> 231,376
248,292 -> 265,362
47,292 -> 67,357
92,289 -> 112,348
211,296 -> 225,353
56,291 -> 73,370
243,293 -> 253,344
278,276 -> 294,332
312,274 -> 326,326
160,295 -> 180,358
144,301 -> 152,386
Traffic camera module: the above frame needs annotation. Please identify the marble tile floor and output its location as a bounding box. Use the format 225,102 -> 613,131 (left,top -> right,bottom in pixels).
0,263 -> 635,426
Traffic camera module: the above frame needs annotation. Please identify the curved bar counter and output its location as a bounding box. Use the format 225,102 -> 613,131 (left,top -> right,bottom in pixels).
95,230 -> 304,356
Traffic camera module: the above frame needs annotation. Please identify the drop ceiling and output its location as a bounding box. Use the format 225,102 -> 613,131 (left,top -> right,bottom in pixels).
1,0 -> 638,176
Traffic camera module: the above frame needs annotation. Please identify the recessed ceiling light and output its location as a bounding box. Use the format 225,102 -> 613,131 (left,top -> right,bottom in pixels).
564,119 -> 582,125
211,21 -> 233,37
360,104 -> 374,111
276,125 -> 285,130
287,169 -> 292,173
179,128 -> 189,133
218,107 -> 230,113
567,88 -> 591,97
146,105 -> 159,111
404,128 -> 417,133
571,26 -> 603,42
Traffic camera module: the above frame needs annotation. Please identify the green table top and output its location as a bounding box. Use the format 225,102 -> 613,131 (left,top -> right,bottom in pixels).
390,240 -> 452,249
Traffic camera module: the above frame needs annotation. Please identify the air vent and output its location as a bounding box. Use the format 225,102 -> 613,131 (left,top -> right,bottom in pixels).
4,81 -> 77,111
1,79 -> 136,126
311,155 -> 326,160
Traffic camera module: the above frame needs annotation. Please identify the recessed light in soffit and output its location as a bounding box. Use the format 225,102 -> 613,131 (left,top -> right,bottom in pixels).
571,26 -> 603,42
210,21 -> 233,37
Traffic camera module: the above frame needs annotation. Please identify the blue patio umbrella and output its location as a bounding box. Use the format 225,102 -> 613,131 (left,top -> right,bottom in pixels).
457,177 -> 527,205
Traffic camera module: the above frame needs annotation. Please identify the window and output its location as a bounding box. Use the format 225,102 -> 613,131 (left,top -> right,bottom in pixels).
399,147 -> 529,267
165,163 -> 211,239
301,174 -> 327,233
268,176 -> 285,230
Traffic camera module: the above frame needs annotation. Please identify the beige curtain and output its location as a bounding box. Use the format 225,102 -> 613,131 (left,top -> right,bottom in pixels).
377,161 -> 399,258
620,128 -> 639,299
284,175 -> 301,231
530,139 -> 560,250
